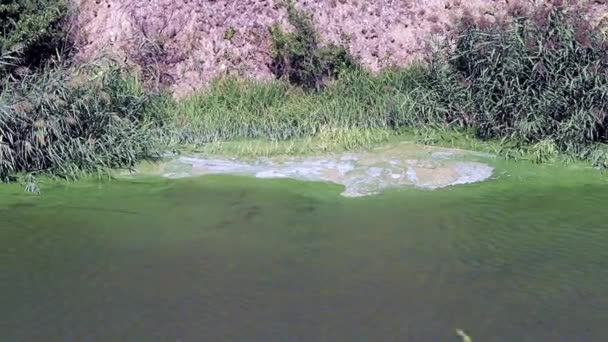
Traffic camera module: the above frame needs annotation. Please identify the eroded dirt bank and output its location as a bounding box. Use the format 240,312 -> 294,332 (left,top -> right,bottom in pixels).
73,0 -> 607,97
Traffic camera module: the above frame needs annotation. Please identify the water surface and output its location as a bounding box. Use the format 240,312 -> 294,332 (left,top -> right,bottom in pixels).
2,161 -> 608,341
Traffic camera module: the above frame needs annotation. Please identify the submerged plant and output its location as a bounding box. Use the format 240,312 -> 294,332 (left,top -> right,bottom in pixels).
21,173 -> 40,194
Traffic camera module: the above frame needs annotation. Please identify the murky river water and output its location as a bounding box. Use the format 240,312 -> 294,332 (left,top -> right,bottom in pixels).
2,160 -> 608,341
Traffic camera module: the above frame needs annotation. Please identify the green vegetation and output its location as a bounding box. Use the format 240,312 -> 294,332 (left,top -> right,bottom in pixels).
165,3 -> 608,167
0,63 -> 163,182
0,0 -> 68,76
427,3 -> 608,166
269,0 -> 356,89
161,68 -> 437,145
2,2 -> 608,189
0,0 -> 165,188
224,26 -> 236,41
184,127 -> 393,158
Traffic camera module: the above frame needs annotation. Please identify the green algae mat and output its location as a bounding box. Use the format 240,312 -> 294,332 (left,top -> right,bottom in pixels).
2,158 -> 608,341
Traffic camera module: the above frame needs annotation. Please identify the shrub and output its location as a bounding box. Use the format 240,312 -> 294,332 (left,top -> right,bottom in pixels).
426,2 -> 608,161
0,0 -> 68,75
269,0 -> 356,90
0,62 -> 162,181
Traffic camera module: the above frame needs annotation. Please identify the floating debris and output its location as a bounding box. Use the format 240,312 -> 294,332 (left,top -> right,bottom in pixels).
455,329 -> 473,342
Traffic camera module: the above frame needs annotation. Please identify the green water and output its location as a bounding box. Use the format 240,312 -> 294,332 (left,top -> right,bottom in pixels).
2,161 -> 608,341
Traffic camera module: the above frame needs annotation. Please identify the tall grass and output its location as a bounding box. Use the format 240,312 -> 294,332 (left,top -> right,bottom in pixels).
426,3 -> 608,165
163,66 -> 441,145
0,62 -> 163,181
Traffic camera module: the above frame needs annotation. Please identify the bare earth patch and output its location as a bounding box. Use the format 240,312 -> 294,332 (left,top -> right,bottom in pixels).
72,0 -> 607,97
140,143 -> 493,197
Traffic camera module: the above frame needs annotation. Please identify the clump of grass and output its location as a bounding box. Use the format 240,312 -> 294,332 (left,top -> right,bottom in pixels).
269,0 -> 356,90
426,2 -> 608,166
162,67 -> 438,146
589,146 -> 608,169
224,26 -> 236,41
0,61 -> 163,182
192,127 -> 393,158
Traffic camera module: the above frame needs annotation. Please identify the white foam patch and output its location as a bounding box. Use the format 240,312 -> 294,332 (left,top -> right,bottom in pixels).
157,145 -> 494,197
